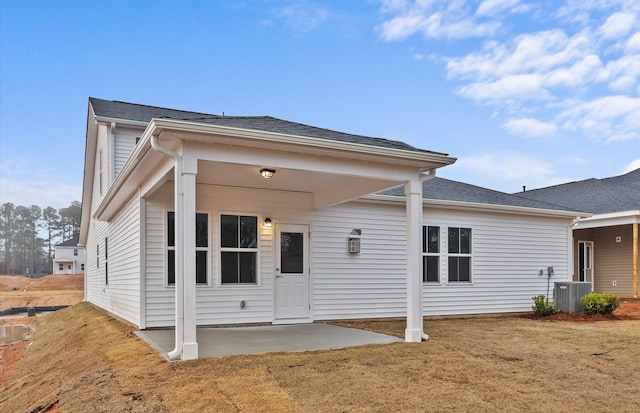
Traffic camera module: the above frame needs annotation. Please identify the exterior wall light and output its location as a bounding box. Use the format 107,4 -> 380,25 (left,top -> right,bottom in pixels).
260,168 -> 276,178
264,217 -> 273,228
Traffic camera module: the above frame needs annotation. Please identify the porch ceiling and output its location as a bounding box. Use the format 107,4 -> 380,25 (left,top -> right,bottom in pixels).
195,160 -> 401,202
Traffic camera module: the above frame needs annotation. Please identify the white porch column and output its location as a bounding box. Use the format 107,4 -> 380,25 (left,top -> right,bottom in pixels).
405,179 -> 424,342
181,158 -> 198,360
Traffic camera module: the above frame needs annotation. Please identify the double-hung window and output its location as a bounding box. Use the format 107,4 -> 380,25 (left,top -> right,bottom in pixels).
422,226 -> 440,283
104,237 -> 109,285
220,215 -> 258,284
448,227 -> 472,282
167,212 -> 209,285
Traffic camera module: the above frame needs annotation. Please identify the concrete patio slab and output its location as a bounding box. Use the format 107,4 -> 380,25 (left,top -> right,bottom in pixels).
135,323 -> 402,360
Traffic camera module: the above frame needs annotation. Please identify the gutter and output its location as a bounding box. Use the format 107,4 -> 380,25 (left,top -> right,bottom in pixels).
150,135 -> 184,361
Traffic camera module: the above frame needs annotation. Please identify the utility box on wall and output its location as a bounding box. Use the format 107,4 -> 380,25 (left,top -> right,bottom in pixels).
554,282 -> 592,313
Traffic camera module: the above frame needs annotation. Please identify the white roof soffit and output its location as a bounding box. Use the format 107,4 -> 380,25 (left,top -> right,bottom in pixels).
93,118 -> 456,221
363,194 -> 590,218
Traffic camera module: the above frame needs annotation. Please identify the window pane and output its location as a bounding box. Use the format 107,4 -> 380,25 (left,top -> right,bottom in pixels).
281,232 -> 303,274
459,257 -> 471,282
423,256 -> 439,282
168,250 -> 175,284
196,213 -> 208,247
196,250 -> 207,284
221,215 -> 238,248
221,252 -> 238,283
448,257 -> 471,282
239,252 -> 257,283
428,226 -> 439,253
239,216 -> 257,248
448,256 -> 459,282
168,212 -> 175,247
448,227 -> 460,253
460,228 -> 471,254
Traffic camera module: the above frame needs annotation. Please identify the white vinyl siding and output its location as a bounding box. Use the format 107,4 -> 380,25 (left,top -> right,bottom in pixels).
85,195 -> 140,325
422,208 -> 571,316
114,127 -> 143,177
142,183 -> 573,327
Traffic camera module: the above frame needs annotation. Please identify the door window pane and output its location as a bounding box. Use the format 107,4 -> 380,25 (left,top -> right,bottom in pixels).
281,232 -> 304,274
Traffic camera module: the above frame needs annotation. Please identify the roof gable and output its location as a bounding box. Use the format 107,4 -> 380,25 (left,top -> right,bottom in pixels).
89,97 -> 445,155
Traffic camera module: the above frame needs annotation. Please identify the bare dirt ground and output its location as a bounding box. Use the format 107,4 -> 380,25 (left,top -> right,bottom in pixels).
0,275 -> 84,310
1,300 -> 639,412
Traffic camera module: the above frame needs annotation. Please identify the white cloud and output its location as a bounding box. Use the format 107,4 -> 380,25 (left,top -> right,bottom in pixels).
0,160 -> 81,209
623,158 -> 640,173
559,95 -> 640,141
276,1 -> 330,34
447,151 -> 562,191
503,117 -> 558,137
599,12 -> 636,39
476,0 -> 525,17
377,1 -> 500,41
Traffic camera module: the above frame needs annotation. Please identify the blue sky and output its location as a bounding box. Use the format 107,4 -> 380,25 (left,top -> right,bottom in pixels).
1,0 -> 639,209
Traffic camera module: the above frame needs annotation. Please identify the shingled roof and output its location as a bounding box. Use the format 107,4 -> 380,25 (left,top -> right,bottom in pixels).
517,168 -> 640,214
89,97 -> 445,155
55,234 -> 79,247
381,177 -> 576,212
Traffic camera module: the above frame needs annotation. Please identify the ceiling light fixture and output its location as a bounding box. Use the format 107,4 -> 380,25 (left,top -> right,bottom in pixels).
260,168 -> 276,179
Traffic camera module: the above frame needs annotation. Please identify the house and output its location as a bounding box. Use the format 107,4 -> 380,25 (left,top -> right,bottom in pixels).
80,98 -> 583,360
519,169 -> 640,297
53,234 -> 85,274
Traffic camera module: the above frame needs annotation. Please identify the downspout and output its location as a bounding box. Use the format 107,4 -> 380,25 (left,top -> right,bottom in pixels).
419,169 -> 436,341
150,135 -> 184,360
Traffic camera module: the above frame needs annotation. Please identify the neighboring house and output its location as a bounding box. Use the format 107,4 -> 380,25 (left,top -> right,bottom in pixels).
53,234 -> 86,274
80,98 -> 582,360
519,169 -> 640,297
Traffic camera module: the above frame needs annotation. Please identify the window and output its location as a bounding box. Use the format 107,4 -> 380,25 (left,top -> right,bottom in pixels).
422,226 -> 440,283
167,212 -> 209,285
220,215 -> 257,284
96,245 -> 100,268
135,136 -> 140,144
104,237 -> 108,285
68,264 -> 72,270
81,264 -> 85,271
59,263 -> 63,271
448,227 -> 472,282
74,248 -> 78,256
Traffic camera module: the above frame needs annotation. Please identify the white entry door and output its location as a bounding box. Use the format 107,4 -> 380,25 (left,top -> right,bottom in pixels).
275,224 -> 310,321
578,241 -> 594,286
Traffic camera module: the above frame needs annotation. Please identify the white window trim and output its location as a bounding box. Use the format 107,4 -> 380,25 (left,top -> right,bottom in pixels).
446,226 -> 473,284
218,212 -> 260,287
422,225 -> 441,284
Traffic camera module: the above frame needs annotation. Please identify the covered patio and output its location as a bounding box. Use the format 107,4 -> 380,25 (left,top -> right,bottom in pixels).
135,323 -> 401,359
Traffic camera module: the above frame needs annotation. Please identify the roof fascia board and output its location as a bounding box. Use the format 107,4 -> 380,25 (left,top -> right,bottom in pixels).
363,194 -> 589,218
94,116 -> 149,128
148,118 -> 456,168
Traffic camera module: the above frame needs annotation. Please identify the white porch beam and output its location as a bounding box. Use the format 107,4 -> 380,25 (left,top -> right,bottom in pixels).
405,179 -> 424,342
312,177 -> 400,209
188,141 -> 419,183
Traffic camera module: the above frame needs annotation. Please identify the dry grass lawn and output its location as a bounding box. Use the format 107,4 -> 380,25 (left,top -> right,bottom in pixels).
2,302 -> 639,412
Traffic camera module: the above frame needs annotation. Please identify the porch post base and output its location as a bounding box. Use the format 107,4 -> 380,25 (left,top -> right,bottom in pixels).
405,328 -> 423,343
181,342 -> 199,360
